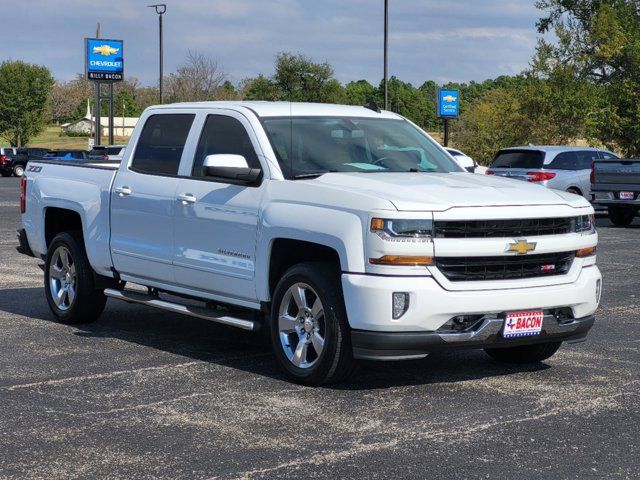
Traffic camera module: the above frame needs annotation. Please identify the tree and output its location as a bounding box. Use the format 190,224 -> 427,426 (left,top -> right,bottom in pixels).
243,52 -> 345,103
345,80 -> 378,106
165,51 -> 226,102
535,0 -> 640,154
242,74 -> 279,100
0,60 -> 54,146
379,76 -> 430,128
453,88 -> 531,164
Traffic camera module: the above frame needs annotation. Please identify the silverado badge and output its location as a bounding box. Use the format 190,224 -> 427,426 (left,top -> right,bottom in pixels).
506,240 -> 537,255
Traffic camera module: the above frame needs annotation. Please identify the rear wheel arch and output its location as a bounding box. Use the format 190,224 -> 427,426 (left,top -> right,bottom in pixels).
566,186 -> 582,196
44,207 -> 84,249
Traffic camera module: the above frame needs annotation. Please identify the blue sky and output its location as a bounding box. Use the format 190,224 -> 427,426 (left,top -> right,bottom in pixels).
3,0 -> 544,86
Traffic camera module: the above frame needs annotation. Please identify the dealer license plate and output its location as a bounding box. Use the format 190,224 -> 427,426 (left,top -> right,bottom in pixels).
619,191 -> 634,200
503,310 -> 544,338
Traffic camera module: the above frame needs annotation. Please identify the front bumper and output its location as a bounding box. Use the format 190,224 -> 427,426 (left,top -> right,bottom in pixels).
342,265 -> 601,332
352,314 -> 595,360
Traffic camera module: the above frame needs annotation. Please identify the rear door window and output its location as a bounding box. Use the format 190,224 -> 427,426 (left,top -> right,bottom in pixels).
600,151 -> 619,160
491,150 -> 544,169
131,114 -> 195,175
548,152 -> 579,170
575,151 -> 599,169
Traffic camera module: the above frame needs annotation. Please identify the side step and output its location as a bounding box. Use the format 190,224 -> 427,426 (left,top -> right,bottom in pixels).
104,288 -> 258,331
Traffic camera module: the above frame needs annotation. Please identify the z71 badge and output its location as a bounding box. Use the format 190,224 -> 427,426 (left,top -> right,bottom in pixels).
26,166 -> 42,173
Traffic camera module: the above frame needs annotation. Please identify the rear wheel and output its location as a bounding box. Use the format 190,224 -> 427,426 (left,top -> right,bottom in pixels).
608,206 -> 637,227
13,164 -> 24,177
44,231 -> 107,324
566,187 -> 581,196
484,342 -> 562,364
270,262 -> 356,386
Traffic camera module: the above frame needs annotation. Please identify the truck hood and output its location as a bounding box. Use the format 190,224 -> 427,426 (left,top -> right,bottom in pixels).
314,172 -> 585,211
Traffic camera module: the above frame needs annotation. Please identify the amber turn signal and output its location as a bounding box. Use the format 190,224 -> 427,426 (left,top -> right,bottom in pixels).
576,246 -> 596,258
369,255 -> 433,266
370,218 -> 384,231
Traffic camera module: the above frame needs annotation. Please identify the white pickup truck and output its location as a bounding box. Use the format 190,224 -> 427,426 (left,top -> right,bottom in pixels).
17,102 -> 602,385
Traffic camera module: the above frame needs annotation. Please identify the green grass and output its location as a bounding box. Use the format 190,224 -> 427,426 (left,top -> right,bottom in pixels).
28,126 -> 129,150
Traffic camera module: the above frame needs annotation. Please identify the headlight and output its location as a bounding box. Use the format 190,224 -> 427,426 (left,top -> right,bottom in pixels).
370,218 -> 433,242
572,214 -> 595,234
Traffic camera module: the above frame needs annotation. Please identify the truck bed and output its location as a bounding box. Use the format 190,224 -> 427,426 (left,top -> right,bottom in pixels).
22,159 -> 119,277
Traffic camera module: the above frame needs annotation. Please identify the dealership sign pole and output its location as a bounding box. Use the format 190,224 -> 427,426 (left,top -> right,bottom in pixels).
85,38 -> 124,146
436,88 -> 460,147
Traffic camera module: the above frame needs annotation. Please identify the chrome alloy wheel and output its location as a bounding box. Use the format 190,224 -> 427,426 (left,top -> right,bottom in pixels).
48,246 -> 76,311
278,282 -> 326,369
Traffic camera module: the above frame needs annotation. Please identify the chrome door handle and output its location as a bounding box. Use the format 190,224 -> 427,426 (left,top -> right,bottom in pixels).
115,186 -> 132,197
177,193 -> 196,204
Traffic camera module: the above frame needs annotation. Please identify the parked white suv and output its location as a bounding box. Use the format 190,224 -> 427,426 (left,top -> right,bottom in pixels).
17,102 -> 601,385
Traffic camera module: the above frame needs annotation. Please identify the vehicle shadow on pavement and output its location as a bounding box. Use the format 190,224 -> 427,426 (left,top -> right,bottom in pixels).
0,286 -> 550,390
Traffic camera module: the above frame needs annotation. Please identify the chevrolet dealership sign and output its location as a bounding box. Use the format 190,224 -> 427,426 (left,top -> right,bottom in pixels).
85,38 -> 124,81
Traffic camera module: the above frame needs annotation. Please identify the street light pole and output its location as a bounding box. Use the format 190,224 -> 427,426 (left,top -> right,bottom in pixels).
383,0 -> 388,110
148,4 -> 166,104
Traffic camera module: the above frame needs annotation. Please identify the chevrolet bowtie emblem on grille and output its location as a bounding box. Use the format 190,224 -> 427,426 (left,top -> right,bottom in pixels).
506,240 -> 537,255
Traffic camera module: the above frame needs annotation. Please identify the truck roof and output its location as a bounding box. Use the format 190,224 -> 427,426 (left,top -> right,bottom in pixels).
146,101 -> 403,119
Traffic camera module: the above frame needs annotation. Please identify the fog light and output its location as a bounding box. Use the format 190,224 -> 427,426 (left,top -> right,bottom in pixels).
596,279 -> 602,304
392,292 -> 410,319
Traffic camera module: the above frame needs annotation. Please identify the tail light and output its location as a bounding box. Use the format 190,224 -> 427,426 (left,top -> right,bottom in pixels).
590,161 -> 595,184
20,175 -> 26,213
527,171 -> 556,182
486,170 -> 495,175
0,154 -> 6,165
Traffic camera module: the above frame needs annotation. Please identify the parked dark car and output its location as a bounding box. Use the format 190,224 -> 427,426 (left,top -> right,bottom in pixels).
1,147 -> 49,177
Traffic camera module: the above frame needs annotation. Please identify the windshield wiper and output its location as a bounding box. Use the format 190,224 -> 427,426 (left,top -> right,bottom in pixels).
293,170 -> 335,180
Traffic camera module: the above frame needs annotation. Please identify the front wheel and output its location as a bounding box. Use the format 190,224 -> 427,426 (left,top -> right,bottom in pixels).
484,342 -> 562,364
270,262 -> 356,386
44,231 -> 107,324
608,206 -> 637,227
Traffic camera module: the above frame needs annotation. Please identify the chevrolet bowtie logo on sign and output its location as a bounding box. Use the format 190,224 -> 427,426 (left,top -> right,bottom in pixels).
442,95 -> 457,102
92,44 -> 120,56
506,240 -> 537,255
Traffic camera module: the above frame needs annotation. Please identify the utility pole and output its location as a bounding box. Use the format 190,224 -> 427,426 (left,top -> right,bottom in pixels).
149,4 -> 166,104
383,0 -> 389,110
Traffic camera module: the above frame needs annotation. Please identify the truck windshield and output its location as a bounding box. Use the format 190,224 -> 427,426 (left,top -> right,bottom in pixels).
261,117 -> 463,179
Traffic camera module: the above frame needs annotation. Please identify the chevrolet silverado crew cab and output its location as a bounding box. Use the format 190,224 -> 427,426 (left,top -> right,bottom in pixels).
17,102 -> 602,385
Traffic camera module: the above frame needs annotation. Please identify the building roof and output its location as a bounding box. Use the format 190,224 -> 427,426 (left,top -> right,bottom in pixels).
146,101 -> 402,119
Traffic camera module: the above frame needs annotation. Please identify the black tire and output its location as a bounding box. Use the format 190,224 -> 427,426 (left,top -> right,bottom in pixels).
44,231 -> 107,324
608,206 -> 637,227
0,171 -> 11,177
566,187 -> 581,196
270,262 -> 356,386
484,342 -> 562,364
13,164 -> 24,177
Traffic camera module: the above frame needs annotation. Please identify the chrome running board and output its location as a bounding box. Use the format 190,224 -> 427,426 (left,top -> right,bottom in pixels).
104,288 -> 258,331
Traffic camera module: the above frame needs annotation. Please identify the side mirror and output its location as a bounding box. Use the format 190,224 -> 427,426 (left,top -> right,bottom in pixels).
202,154 -> 261,183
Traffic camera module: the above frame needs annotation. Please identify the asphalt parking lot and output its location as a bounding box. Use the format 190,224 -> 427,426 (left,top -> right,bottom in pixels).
0,177 -> 638,479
